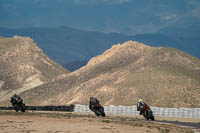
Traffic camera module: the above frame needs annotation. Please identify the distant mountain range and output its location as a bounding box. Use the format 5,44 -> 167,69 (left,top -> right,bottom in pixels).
0,26 -> 199,72
0,27 -> 130,65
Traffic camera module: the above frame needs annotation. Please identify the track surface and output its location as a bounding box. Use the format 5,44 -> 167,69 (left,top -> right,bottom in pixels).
154,120 -> 200,133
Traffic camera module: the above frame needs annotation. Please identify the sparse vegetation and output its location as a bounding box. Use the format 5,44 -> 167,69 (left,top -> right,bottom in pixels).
0,111 -> 193,133
161,129 -> 170,133
102,119 -> 112,123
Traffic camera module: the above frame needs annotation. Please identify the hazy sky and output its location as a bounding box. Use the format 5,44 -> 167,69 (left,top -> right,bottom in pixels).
0,0 -> 200,35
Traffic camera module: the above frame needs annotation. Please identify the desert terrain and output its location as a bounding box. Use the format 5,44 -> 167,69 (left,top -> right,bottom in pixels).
0,111 -> 195,133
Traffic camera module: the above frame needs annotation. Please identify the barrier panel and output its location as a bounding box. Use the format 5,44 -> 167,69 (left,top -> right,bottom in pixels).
0,105 -> 75,112
74,104 -> 200,118
1,104 -> 200,118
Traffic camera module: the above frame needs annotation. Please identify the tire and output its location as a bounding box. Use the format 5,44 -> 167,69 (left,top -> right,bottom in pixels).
99,107 -> 106,117
101,112 -> 106,117
95,111 -> 100,117
146,109 -> 155,121
91,105 -> 106,117
14,106 -> 18,112
21,107 -> 25,112
94,106 -> 106,117
145,115 -> 149,120
20,104 -> 26,112
150,114 -> 155,121
144,110 -> 150,120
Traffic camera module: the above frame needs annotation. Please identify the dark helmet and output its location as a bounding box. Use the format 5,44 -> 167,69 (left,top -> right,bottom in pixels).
90,96 -> 94,99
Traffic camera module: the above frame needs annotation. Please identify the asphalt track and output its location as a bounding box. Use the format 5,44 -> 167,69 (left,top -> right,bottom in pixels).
154,120 -> 200,133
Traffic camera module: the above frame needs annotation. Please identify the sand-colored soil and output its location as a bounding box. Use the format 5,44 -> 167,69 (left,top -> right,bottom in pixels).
0,115 -> 160,133
0,111 -> 194,133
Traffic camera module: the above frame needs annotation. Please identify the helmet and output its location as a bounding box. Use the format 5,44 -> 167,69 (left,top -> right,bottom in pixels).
13,92 -> 16,96
138,99 -> 143,103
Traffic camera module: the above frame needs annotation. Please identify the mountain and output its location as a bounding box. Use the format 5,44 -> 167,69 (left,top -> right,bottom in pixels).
0,26 -> 199,69
0,36 -> 68,105
17,41 -> 200,108
0,27 -> 131,65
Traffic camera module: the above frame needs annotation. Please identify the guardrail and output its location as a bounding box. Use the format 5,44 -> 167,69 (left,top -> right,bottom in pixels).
0,105 -> 74,112
74,104 -> 200,119
1,104 -> 199,118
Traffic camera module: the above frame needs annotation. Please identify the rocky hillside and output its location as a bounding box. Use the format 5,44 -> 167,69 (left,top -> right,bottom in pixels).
0,36 -> 68,104
17,41 -> 200,108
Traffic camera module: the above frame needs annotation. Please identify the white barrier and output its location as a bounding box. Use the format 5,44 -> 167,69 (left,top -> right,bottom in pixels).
74,104 -> 200,118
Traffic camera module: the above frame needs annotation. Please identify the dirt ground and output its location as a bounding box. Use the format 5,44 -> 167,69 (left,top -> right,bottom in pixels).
0,115 -> 157,133
0,111 -> 194,133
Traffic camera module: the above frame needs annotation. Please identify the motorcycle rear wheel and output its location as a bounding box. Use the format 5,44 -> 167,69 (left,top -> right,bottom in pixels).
150,114 -> 155,121
20,104 -> 26,112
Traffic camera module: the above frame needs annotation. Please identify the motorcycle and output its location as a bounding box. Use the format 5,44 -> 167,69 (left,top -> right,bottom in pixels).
12,98 -> 26,112
90,103 -> 106,117
142,105 -> 155,121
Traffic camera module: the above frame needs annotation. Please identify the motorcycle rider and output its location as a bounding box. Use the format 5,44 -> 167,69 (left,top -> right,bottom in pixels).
89,97 -> 100,112
137,99 -> 149,115
10,92 -> 22,106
